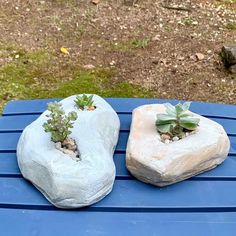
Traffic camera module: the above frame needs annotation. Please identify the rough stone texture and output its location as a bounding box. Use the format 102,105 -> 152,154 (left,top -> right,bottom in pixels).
126,104 -> 230,187
221,45 -> 236,67
17,95 -> 120,208
229,64 -> 236,74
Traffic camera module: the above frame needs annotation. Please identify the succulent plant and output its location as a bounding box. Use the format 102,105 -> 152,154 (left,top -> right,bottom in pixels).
156,102 -> 200,139
43,102 -> 78,143
74,94 -> 95,110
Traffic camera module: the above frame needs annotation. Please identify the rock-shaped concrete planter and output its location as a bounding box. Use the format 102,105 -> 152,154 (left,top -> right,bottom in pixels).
17,95 -> 120,208
126,104 -> 230,187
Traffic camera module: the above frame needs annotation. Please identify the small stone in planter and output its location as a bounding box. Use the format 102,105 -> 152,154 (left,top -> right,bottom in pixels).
160,134 -> 171,140
61,138 -> 77,152
87,105 -> 96,111
164,139 -> 170,144
55,139 -> 80,161
172,136 -> 179,141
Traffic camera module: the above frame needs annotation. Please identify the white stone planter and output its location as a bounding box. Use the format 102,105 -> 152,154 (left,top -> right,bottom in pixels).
17,95 -> 120,208
126,104 -> 230,187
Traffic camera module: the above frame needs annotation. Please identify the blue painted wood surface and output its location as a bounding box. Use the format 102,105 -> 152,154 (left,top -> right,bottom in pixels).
1,97 -> 236,236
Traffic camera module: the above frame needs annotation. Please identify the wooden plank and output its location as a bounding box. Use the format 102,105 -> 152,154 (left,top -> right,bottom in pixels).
0,114 -> 236,135
3,98 -> 236,119
1,209 -> 236,236
0,114 -> 131,133
0,132 -> 235,155
1,178 -> 236,211
1,153 -> 236,180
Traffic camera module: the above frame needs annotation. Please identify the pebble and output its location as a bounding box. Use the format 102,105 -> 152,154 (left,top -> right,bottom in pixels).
161,134 -> 171,140
177,56 -> 185,61
63,149 -> 75,156
83,64 -> 95,69
172,136 -> 179,141
195,53 -> 205,61
152,35 -> 160,41
229,64 -> 236,74
55,141 -> 80,160
164,139 -> 170,144
88,106 -> 96,111
91,0 -> 100,5
110,60 -> 116,66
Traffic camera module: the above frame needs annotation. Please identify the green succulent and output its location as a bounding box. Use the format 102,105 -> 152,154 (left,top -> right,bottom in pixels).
156,102 -> 200,138
74,94 -> 95,110
43,102 -> 78,143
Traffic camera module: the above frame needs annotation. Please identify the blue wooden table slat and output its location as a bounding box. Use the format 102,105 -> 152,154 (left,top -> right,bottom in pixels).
1,178 -> 236,211
3,98 -> 236,119
2,209 -> 236,236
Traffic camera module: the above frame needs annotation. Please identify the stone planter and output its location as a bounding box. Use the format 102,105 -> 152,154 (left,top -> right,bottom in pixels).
17,95 -> 120,208
126,104 -> 230,187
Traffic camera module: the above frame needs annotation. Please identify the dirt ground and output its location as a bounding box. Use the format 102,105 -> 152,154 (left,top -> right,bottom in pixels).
0,0 -> 236,111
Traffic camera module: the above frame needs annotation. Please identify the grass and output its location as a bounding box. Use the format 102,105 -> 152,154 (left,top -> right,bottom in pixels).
214,0 -> 236,9
112,38 -> 149,51
226,22 -> 236,30
0,45 -> 154,112
219,0 -> 236,3
183,18 -> 195,26
52,70 -> 153,98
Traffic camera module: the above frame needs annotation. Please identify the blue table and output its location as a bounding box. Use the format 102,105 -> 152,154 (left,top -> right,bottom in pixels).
0,98 -> 236,236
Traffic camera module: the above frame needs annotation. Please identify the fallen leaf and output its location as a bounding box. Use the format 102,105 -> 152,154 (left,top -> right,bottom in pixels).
60,47 -> 69,54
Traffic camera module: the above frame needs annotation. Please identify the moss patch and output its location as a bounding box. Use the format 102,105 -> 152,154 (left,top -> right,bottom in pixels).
0,47 -> 154,112
51,68 -> 153,98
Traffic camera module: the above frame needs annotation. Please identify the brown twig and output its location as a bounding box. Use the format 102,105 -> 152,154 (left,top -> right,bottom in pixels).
124,0 -> 139,6
161,1 -> 192,12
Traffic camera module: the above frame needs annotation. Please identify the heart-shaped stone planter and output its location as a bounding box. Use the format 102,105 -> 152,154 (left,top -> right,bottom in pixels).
126,104 -> 230,186
17,95 -> 120,208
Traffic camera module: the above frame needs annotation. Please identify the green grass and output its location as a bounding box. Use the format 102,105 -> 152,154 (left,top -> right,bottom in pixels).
214,0 -> 236,9
183,18 -> 194,26
219,0 -> 236,3
0,46 -> 154,112
112,38 -> 149,51
52,70 -> 153,98
226,22 -> 236,30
